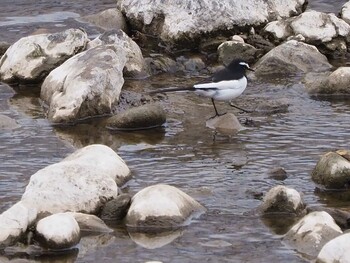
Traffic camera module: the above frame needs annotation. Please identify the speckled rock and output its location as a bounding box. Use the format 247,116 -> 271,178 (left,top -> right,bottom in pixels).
0,29 -> 88,83
100,194 -> 132,221
218,41 -> 258,65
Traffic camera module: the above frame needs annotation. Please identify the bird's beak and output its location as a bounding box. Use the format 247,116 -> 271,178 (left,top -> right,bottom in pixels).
247,66 -> 255,72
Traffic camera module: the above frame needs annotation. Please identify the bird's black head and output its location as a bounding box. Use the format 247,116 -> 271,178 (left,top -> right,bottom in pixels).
227,59 -> 254,73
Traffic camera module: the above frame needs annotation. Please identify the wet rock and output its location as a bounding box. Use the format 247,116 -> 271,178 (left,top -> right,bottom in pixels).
100,193 -> 132,221
0,41 -> 10,57
106,103 -> 166,131
35,213 -> 80,249
259,185 -> 305,215
252,99 -> 289,115
254,40 -> 332,76
146,55 -> 178,74
21,144 -> 131,215
69,213 -> 112,233
217,41 -> 258,65
177,56 -> 206,72
117,0 -> 306,46
307,206 -> 350,230
341,1 -> 350,24
80,8 -> 128,32
311,151 -> 350,189
305,67 -> 350,95
41,45 -> 126,123
283,211 -> 343,258
0,201 -> 37,247
0,29 -> 88,83
129,229 -> 184,249
125,184 -> 206,230
317,233 -> 350,263
206,113 -> 243,135
267,167 -> 288,181
0,114 -> 20,130
87,29 -> 150,79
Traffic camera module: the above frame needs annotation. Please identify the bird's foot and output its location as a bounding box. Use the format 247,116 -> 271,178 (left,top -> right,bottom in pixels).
209,112 -> 227,119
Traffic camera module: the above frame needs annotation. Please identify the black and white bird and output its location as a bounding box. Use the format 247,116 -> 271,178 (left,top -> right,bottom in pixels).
149,59 -> 254,117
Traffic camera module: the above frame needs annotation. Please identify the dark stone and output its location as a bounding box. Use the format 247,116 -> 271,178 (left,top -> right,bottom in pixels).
100,194 -> 132,221
267,167 -> 288,181
106,103 -> 166,131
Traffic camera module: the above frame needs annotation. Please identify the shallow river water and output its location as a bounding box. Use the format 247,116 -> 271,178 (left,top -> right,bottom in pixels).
1,1 -> 350,262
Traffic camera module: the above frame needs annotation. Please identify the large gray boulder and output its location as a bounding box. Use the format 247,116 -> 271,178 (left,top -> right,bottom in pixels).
254,40 -> 332,76
21,144 -> 131,215
0,29 -> 88,83
311,150 -> 350,189
87,29 -> 150,79
304,67 -> 350,95
41,45 -> 126,123
117,0 -> 306,45
126,184 -> 206,229
284,211 -> 343,258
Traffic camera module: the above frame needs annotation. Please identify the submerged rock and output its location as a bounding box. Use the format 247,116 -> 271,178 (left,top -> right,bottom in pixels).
21,144 -> 131,215
0,29 -> 88,83
0,114 -> 20,130
254,40 -> 332,76
41,45 -> 126,123
35,213 -> 80,249
311,151 -> 350,189
117,0 -> 306,46
106,103 -> 166,131
284,211 -> 342,258
317,233 -> 350,263
259,185 -> 305,215
69,212 -> 112,233
80,8 -> 128,32
305,67 -> 350,95
125,184 -> 206,230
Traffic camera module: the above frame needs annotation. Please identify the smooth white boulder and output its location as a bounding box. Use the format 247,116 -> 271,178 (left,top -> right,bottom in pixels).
40,45 -> 126,123
341,1 -> 350,24
126,184 -> 206,229
0,28 -> 88,83
35,213 -> 80,249
317,233 -> 350,263
284,211 -> 343,258
0,201 -> 37,246
21,144 -> 131,215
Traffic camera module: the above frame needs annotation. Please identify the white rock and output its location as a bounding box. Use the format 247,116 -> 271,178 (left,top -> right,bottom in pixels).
0,28 -> 88,83
0,201 -> 37,246
231,35 -> 245,43
317,233 -> 350,263
36,213 -> 80,249
284,211 -> 343,258
40,45 -> 126,123
290,11 -> 350,42
264,20 -> 292,39
117,0 -> 306,43
126,184 -> 206,229
341,2 -> 350,24
259,185 -> 305,215
87,29 -> 150,79
22,144 -> 131,214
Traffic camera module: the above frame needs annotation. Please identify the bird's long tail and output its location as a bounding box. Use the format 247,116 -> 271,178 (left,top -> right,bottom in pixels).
147,86 -> 195,94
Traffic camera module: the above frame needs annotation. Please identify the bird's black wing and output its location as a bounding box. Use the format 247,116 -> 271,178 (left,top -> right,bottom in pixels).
212,67 -> 242,82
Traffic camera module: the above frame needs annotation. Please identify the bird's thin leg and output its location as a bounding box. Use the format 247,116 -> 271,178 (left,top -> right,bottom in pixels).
229,102 -> 252,113
211,98 -> 219,117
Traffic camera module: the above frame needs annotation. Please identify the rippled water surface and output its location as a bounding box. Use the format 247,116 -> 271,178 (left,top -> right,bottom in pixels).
1,1 -> 350,262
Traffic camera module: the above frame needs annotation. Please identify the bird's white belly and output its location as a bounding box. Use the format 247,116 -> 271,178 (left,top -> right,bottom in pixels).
193,78 -> 247,101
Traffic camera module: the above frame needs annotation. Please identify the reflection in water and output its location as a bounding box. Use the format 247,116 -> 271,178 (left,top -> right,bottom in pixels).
128,229 -> 184,249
